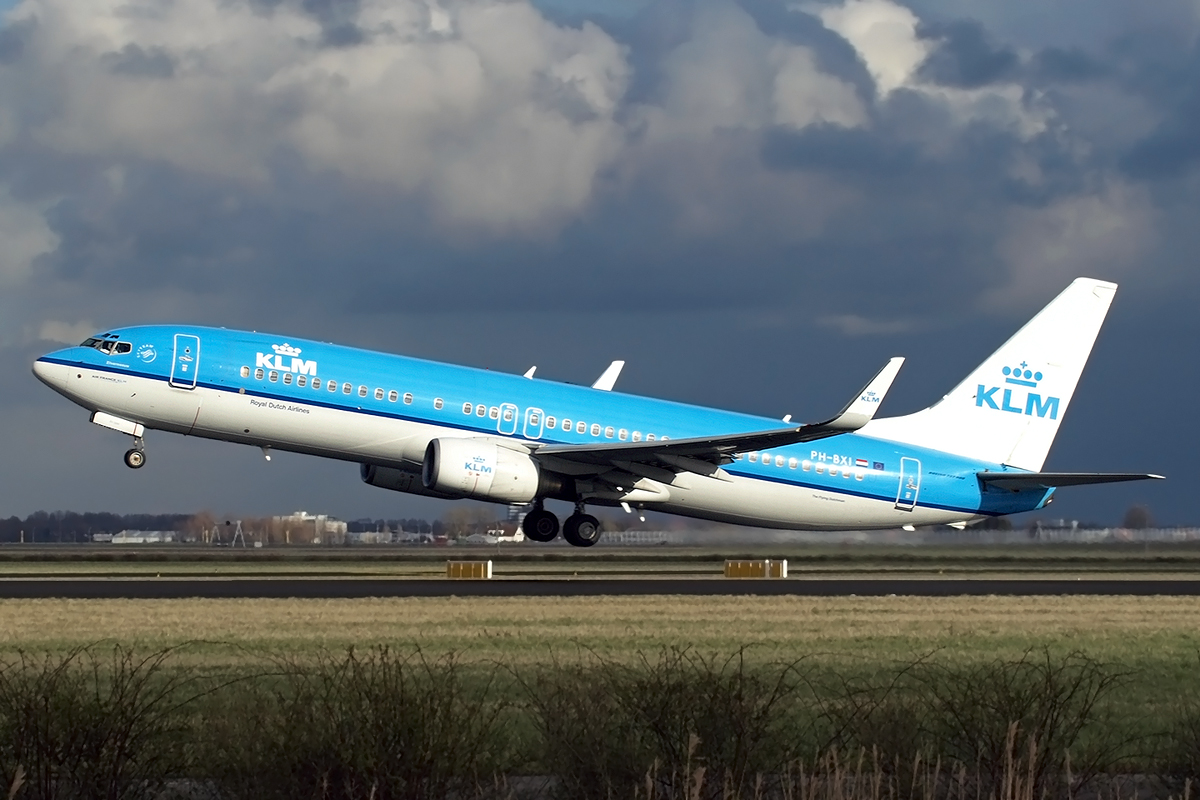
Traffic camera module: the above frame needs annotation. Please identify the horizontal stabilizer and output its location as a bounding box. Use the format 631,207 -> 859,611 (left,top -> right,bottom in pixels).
978,472 -> 1165,491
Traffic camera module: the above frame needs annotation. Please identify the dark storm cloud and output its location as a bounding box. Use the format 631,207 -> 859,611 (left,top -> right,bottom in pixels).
102,45 -> 176,79
915,20 -> 1019,88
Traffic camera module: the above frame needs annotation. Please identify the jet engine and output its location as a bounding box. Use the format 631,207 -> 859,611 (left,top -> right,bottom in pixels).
422,438 -> 544,503
360,463 -> 461,500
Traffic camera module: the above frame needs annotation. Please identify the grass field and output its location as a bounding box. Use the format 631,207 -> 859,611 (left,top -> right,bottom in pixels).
3,593 -> 1200,795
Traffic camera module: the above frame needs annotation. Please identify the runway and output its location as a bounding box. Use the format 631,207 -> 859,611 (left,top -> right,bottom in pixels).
1,578 -> 1199,599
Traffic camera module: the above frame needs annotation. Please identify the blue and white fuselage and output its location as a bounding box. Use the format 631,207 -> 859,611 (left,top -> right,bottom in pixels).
32,278 -> 1161,545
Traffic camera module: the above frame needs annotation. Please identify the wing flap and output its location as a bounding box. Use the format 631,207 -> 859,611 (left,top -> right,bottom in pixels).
978,472 -> 1165,491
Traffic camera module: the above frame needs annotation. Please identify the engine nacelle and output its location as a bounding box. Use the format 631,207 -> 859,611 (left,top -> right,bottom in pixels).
360,463 -> 461,500
422,439 -> 541,503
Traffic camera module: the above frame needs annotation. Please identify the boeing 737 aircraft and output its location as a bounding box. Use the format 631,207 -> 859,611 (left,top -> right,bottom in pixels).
32,278 -> 1161,546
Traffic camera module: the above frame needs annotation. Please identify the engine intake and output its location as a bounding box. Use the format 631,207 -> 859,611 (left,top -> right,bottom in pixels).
422,439 -> 542,503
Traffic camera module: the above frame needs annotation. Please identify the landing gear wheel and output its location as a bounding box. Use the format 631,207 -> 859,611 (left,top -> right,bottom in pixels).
563,514 -> 602,548
123,449 -> 146,469
522,509 -> 560,543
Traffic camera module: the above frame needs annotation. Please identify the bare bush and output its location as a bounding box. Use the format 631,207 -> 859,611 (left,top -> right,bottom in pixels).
0,644 -> 212,800
206,645 -> 516,800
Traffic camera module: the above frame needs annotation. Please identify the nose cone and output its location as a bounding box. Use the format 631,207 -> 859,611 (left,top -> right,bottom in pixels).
32,357 -> 67,391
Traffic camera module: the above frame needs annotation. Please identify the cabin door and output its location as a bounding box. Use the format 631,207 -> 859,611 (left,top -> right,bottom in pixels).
894,457 -> 921,511
169,334 -> 200,389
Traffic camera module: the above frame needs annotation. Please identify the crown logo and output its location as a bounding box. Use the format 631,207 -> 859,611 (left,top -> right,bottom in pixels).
272,343 -> 302,357
1002,361 -> 1042,388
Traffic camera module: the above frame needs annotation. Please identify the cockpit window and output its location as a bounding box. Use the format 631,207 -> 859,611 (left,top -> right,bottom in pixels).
79,338 -> 133,356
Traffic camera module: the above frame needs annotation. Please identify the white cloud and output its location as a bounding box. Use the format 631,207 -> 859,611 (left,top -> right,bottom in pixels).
813,0 -> 929,97
989,182 -> 1157,308
3,0 -> 631,232
36,319 -> 96,345
0,191 -> 57,285
812,0 -> 1049,140
637,2 -> 865,142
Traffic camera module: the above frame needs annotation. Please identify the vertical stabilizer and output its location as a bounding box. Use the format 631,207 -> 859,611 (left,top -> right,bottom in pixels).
862,278 -> 1117,471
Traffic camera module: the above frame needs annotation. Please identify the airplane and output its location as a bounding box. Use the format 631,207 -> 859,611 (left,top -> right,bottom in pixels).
32,277 -> 1162,547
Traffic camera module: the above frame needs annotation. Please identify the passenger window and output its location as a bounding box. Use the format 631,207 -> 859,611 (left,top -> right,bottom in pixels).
240,366 -> 250,378
562,419 -> 571,431
269,371 -> 278,383
503,408 -> 514,422
531,414 -> 541,426
283,373 -> 293,385
312,378 -> 321,390
358,386 -> 367,398
576,421 -> 586,434
375,388 -> 384,400
343,383 -> 352,395
329,380 -> 338,392
815,463 -> 825,474
255,368 -> 264,380
789,458 -> 798,469
404,393 -> 413,404
605,427 -> 614,438
434,398 -> 444,410
490,407 -> 499,419
748,453 -> 758,463
389,390 -> 398,402
590,424 -> 600,436
546,416 -> 556,428
297,376 -> 307,387
802,460 -> 812,472
463,402 -> 472,414
775,456 -> 784,467
619,429 -> 628,441
647,434 -> 656,441
829,467 -> 839,477
661,436 -> 669,441
855,470 -> 864,481
476,405 -> 486,417
632,431 -> 642,442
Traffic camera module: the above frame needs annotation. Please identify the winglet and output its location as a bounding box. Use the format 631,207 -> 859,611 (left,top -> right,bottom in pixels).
821,357 -> 904,432
592,360 -> 625,391
523,366 -> 537,379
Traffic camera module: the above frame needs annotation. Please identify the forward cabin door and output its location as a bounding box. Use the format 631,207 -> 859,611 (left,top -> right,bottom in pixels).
170,334 -> 200,389
894,457 -> 921,511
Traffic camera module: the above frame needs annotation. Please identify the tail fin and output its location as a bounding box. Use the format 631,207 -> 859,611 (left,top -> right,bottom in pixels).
862,278 -> 1118,470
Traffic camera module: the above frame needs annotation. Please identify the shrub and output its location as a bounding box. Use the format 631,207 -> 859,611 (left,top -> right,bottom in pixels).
206,645 -> 516,800
0,644 -> 210,800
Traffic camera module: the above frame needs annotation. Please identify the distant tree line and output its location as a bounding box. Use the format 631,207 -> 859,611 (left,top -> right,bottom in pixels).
0,511 -> 192,543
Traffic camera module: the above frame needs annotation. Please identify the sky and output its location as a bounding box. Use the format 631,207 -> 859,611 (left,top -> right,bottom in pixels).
0,0 -> 1195,528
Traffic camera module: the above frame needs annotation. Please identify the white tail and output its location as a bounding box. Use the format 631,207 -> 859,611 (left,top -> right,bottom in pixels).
861,278 -> 1118,471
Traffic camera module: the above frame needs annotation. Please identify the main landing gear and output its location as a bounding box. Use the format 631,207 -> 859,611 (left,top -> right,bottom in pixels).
123,437 -> 146,470
521,501 -> 602,547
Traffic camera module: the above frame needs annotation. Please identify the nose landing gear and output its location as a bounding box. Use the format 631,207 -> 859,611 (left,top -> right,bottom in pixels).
123,437 -> 146,469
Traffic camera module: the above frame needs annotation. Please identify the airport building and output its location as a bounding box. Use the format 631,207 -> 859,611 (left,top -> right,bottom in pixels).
268,511 -> 348,545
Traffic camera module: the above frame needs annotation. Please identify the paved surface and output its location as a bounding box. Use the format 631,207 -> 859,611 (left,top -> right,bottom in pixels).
1,578 -> 1199,598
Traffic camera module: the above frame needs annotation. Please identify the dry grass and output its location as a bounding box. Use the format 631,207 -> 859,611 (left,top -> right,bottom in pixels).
0,596 -> 1197,665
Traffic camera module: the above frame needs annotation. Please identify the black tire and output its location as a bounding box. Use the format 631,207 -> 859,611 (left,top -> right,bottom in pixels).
123,449 -> 146,469
522,509 -> 559,542
562,514 -> 601,548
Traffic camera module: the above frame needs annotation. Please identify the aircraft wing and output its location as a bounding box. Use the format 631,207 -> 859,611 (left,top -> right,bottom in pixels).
534,358 -> 903,474
978,472 -> 1165,491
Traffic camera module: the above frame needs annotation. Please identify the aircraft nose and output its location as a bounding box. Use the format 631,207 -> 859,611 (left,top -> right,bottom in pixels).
32,357 -> 66,390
